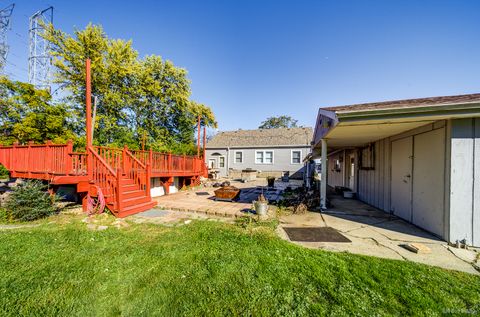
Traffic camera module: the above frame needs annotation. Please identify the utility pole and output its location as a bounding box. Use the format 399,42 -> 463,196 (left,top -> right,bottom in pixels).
0,4 -> 14,73
28,6 -> 53,90
197,115 -> 201,157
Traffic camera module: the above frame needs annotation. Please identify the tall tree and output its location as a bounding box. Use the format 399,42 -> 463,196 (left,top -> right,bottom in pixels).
44,23 -> 216,153
259,115 -> 298,129
0,76 -> 75,145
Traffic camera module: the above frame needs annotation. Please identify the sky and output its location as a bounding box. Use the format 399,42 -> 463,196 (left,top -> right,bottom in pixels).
3,0 -> 480,131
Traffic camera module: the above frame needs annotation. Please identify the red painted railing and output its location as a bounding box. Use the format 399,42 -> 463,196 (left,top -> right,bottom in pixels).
0,142 -> 207,181
88,146 -> 118,207
130,149 -> 206,176
124,149 -> 150,196
0,141 -> 85,176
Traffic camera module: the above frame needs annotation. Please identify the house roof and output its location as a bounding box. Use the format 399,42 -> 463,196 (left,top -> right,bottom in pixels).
312,92 -> 480,150
207,127 -> 313,148
322,93 -> 480,113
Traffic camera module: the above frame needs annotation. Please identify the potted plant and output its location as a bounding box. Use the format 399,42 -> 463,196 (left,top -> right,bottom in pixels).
266,176 -> 275,188
253,193 -> 268,216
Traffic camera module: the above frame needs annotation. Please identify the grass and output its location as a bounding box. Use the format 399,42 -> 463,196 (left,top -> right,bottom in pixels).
0,215 -> 479,316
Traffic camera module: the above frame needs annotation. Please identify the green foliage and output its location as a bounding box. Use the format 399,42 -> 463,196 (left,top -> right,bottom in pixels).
0,219 -> 478,315
0,164 -> 8,178
5,180 -> 57,221
0,76 -> 76,145
43,23 -> 217,153
259,115 -> 298,129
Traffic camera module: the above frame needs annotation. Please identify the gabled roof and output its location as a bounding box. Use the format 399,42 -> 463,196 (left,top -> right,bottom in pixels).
207,127 -> 313,148
323,93 -> 480,113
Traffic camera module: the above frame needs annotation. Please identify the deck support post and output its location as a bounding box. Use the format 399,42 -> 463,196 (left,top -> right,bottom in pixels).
45,140 -> 52,177
146,163 -> 151,198
320,138 -> 328,210
122,145 -> 128,175
116,167 -> 122,212
66,140 -> 73,175
28,141 -> 33,178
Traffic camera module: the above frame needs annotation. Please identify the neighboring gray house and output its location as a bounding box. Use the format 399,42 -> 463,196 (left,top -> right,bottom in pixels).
312,93 -> 480,247
205,127 -> 312,178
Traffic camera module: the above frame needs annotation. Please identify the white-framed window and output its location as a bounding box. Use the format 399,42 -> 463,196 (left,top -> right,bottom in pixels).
255,150 -> 274,164
234,151 -> 243,163
291,150 -> 302,164
219,156 -> 225,168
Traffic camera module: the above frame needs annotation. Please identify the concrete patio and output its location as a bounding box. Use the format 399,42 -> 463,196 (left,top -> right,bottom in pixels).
153,179 -> 302,218
278,194 -> 480,275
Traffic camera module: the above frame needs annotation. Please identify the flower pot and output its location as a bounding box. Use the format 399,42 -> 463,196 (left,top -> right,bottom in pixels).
253,200 -> 268,215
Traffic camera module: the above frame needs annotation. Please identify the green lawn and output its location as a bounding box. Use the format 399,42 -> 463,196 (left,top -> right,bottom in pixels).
0,216 -> 478,316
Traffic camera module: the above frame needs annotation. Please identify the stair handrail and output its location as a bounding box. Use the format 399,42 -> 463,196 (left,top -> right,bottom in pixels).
88,146 -> 117,177
125,148 -> 151,197
125,149 -> 146,169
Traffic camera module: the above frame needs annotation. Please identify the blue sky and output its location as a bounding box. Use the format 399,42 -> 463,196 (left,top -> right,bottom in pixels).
4,0 -> 480,131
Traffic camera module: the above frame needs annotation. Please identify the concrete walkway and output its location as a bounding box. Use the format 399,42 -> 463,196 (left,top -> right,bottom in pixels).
278,195 -> 480,275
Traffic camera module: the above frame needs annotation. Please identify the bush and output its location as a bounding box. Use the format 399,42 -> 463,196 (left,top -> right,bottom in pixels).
5,180 -> 57,221
0,164 -> 8,179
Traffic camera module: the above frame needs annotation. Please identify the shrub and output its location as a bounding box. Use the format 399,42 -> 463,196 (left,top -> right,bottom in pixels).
5,180 -> 57,221
0,164 -> 9,179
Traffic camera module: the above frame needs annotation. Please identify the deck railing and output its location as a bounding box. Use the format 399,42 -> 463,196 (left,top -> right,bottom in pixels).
88,146 -> 118,206
125,149 -> 150,196
0,141 -> 79,176
0,142 -> 207,180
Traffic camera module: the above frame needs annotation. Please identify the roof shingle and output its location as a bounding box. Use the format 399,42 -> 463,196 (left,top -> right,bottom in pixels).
207,127 -> 313,148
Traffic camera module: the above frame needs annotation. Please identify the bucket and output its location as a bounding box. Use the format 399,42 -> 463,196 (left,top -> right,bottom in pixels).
254,201 -> 268,215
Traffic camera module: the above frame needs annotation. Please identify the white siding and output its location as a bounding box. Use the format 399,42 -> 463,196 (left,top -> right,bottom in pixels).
206,146 -> 310,177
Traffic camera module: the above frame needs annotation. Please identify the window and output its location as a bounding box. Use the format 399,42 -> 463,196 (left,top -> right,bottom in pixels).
359,144 -> 375,170
235,151 -> 243,163
255,150 -> 274,164
265,151 -> 273,164
255,151 -> 264,164
291,150 -> 301,164
219,156 -> 225,168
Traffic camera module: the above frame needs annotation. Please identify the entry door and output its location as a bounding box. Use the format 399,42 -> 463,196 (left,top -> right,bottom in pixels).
208,159 -> 216,169
347,153 -> 355,190
391,136 -> 413,221
412,128 -> 445,237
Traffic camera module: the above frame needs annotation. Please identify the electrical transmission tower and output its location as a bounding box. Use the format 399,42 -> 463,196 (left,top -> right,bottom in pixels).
28,6 -> 53,90
0,4 -> 15,73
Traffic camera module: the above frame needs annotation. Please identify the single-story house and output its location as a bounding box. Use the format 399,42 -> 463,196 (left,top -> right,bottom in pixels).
205,127 -> 312,178
312,93 -> 480,247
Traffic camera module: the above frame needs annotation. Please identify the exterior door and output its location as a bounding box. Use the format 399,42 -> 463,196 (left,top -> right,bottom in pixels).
391,136 -> 413,221
347,153 -> 355,190
208,159 -> 216,169
412,128 -> 445,237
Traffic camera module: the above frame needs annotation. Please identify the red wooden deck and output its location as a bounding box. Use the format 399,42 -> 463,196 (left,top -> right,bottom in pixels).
0,142 -> 207,217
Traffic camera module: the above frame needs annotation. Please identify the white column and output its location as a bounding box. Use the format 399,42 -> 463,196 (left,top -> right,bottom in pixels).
320,138 -> 328,210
